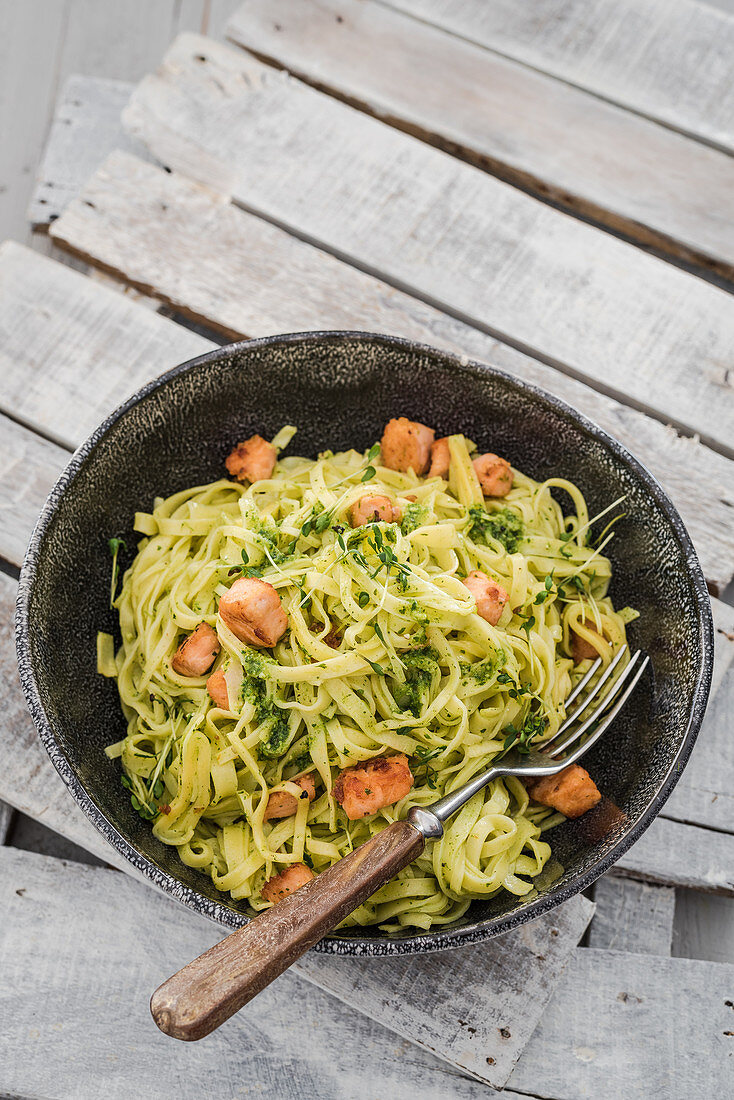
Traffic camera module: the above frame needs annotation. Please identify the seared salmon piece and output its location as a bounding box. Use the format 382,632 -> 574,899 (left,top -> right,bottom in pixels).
206,668 -> 229,709
428,437 -> 450,478
571,619 -> 602,663
219,577 -> 288,647
380,418 -> 435,475
463,570 -> 509,626
261,862 -> 315,903
349,494 -> 401,527
264,774 -> 317,821
528,765 -> 601,819
171,622 -> 220,676
225,435 -> 276,484
473,453 -> 513,497
333,753 -> 414,820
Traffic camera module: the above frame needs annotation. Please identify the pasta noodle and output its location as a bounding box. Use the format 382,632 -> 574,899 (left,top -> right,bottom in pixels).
100,429 -> 632,931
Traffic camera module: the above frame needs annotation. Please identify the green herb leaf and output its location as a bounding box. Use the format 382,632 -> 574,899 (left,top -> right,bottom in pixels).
366,659 -> 385,676
367,443 -> 380,461
361,466 -> 376,483
357,591 -> 370,608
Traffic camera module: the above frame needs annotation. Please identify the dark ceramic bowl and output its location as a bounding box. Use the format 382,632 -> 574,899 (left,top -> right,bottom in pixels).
16,332 -> 713,955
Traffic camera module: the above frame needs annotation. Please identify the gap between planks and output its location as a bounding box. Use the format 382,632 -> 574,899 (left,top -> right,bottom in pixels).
119,34 -> 734,457
225,0 -> 734,283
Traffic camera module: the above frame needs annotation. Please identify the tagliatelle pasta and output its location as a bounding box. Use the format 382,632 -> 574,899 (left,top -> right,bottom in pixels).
99,428 -> 633,931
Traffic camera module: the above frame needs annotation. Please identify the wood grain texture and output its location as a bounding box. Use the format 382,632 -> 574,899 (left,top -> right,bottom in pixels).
28,74 -> 153,227
43,153 -> 734,591
0,413 -> 66,566
296,897 -> 594,1086
386,0 -> 734,154
507,945 -> 734,1098
0,240 -> 210,448
616,816 -> 734,895
152,821 -> 425,1041
588,875 -> 675,955
1,846 -> 731,1100
226,0 -> 734,278
121,35 -> 734,455
0,0 -> 66,246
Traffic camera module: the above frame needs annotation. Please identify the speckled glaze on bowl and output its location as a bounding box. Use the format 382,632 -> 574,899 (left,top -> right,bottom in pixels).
16,331 -> 713,955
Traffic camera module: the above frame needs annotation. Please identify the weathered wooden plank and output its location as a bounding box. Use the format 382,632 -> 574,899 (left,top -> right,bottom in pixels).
297,895 -> 593,1087
664,605 -> 734,834
507,945 -> 734,1098
616,816 -> 734,895
121,35 -> 734,455
0,847 -> 510,1100
673,890 -> 734,966
226,0 -> 734,279
0,0 -> 66,247
42,153 -> 734,591
0,413 -> 66,567
28,75 -> 153,227
1,847 -> 731,1100
0,240 -> 210,449
386,0 -> 734,155
0,570 -> 589,1089
588,875 -> 675,955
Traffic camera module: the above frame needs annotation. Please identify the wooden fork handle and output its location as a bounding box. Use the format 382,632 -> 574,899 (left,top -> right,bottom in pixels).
150,819 -> 425,1040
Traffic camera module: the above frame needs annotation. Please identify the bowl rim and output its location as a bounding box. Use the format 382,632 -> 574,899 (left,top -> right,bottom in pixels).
15,329 -> 714,956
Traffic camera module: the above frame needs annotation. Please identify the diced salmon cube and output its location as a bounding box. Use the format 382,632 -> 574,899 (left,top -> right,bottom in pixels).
225,435 -> 277,483
473,453 -> 513,497
261,862 -> 315,903
263,774 -> 317,821
333,753 -> 414,820
219,577 -> 288,647
206,668 -> 229,709
171,622 -> 220,676
463,570 -> 509,626
528,765 -> 601,819
428,437 -> 450,478
380,418 -> 435,475
349,494 -> 401,527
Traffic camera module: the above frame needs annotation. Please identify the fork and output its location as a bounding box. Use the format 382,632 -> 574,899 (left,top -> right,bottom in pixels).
151,647 -> 649,1041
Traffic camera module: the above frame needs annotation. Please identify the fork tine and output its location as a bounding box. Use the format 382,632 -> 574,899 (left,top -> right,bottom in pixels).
560,655 -> 602,710
556,655 -> 650,767
548,650 -> 643,759
543,644 -> 628,750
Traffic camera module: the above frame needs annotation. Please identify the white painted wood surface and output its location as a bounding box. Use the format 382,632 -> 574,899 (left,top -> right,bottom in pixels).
0,848 -> 517,1100
588,876 -> 675,955
36,148 -> 734,589
0,0 -> 67,247
1,847 -> 732,1100
28,75 -> 151,228
226,0 -> 734,278
0,413 -> 67,568
386,0 -> 734,154
121,36 -> 734,456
